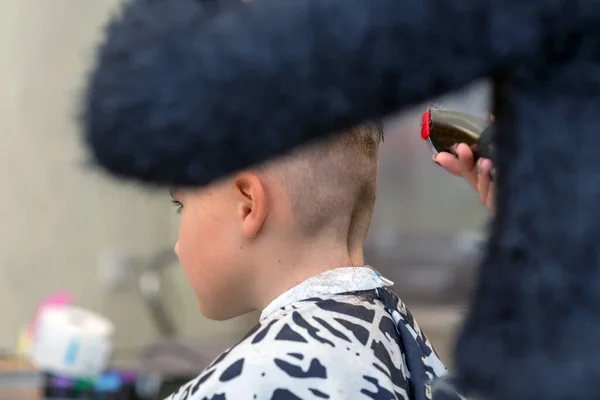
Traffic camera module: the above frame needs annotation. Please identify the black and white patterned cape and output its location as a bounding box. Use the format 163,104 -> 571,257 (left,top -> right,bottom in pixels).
167,267 -> 465,400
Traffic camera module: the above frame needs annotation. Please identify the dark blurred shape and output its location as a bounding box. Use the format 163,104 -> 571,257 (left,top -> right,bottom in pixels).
82,0 -> 507,187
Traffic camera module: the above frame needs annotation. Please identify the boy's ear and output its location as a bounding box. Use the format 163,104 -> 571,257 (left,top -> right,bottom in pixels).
233,172 -> 268,238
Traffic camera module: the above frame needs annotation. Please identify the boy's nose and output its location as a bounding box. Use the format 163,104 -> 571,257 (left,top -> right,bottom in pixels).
174,241 -> 180,257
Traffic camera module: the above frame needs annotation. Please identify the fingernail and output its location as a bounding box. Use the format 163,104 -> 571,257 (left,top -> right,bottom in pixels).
489,167 -> 495,182
432,154 -> 440,165
476,159 -> 482,175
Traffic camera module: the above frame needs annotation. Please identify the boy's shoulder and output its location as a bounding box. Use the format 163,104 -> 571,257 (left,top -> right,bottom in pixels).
169,291 -> 417,400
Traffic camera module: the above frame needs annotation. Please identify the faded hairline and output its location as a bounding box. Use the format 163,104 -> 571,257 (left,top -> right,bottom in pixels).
269,122 -> 383,246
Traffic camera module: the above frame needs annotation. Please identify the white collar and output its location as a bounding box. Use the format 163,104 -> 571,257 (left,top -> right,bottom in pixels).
260,266 -> 394,321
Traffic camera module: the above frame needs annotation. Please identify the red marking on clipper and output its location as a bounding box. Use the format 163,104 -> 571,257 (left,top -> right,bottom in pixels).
421,110 -> 431,140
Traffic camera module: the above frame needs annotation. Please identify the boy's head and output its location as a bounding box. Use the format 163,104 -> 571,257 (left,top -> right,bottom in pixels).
171,122 -> 384,320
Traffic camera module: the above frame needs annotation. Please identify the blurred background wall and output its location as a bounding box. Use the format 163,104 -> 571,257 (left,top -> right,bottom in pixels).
0,0 -> 253,356
0,0 -> 490,366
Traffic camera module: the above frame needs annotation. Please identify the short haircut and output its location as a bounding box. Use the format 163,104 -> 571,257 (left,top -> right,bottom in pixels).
273,121 -> 384,250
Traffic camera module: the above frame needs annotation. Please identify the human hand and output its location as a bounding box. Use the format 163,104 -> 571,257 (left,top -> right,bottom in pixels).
433,144 -> 496,214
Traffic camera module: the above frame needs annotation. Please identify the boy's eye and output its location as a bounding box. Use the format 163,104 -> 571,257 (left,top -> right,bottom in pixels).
171,199 -> 183,213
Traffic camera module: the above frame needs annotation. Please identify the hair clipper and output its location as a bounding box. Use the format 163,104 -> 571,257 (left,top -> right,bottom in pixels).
420,108 -> 495,161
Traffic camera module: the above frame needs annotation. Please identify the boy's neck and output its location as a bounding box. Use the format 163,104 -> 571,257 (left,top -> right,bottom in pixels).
250,240 -> 365,311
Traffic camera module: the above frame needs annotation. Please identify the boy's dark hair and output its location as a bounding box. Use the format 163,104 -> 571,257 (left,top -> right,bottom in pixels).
83,0 -> 600,399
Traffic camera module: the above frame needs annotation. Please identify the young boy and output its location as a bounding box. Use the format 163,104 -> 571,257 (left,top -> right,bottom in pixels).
167,122 -> 455,400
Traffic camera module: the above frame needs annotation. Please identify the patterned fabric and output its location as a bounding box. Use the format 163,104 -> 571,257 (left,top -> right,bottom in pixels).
166,268 -> 465,400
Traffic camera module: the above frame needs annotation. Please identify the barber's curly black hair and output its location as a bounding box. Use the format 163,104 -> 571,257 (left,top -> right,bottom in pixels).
83,0 -> 600,399
84,0 -> 502,186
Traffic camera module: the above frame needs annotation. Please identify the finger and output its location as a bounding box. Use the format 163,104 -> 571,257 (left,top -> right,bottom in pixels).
433,152 -> 461,176
477,158 -> 493,206
455,143 -> 478,189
